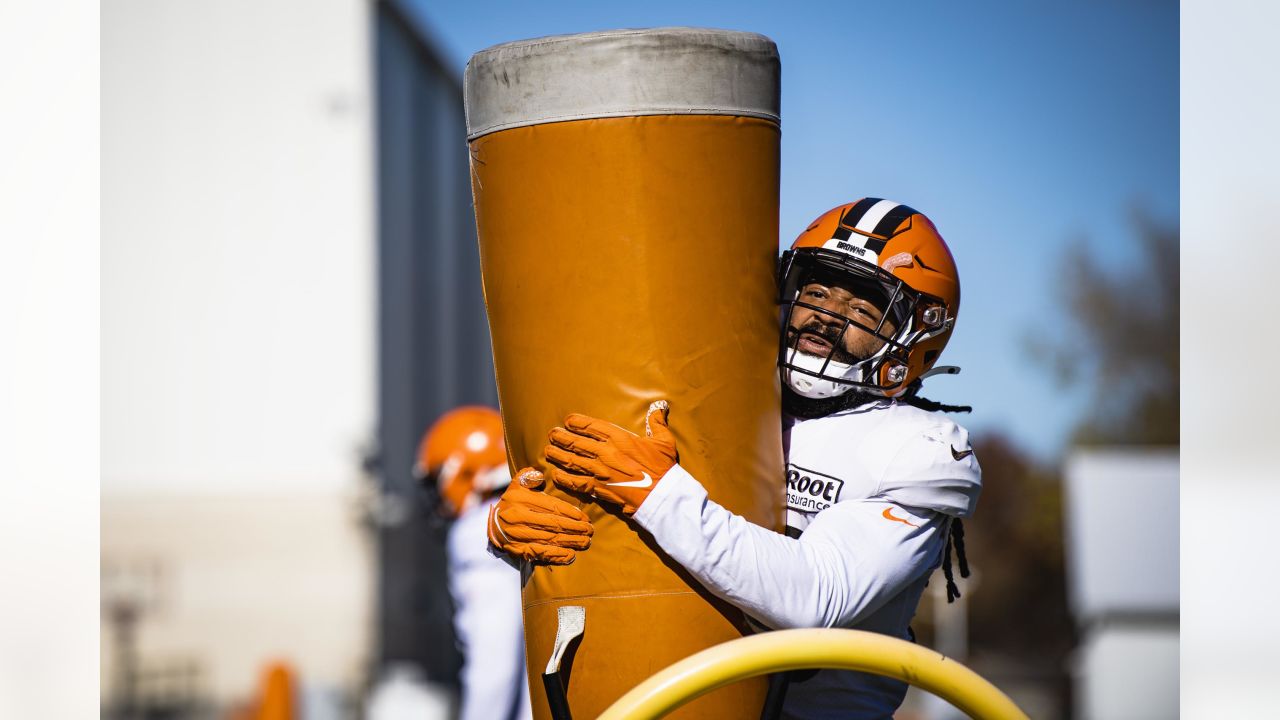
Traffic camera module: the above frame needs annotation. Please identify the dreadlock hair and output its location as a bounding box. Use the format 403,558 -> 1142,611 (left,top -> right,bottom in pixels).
896,382 -> 973,602
897,379 -> 972,414
898,380 -> 973,603
941,518 -> 971,603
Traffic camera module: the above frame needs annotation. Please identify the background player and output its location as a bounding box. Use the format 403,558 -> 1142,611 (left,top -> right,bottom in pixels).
415,407 -> 533,720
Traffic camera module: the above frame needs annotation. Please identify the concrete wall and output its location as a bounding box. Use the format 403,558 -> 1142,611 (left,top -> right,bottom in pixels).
102,0 -> 377,708
102,0 -> 376,495
370,0 -> 497,681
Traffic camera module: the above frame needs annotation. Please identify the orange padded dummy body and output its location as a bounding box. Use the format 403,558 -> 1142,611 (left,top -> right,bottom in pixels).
468,28 -> 785,719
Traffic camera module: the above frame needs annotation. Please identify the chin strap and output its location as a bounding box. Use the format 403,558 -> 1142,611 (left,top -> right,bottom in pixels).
899,368 -> 972,414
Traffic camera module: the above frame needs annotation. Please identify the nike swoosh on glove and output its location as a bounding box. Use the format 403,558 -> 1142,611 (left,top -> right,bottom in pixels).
487,468 -> 594,565
544,400 -> 677,516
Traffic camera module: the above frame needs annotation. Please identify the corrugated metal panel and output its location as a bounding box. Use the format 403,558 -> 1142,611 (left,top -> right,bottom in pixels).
374,0 -> 496,683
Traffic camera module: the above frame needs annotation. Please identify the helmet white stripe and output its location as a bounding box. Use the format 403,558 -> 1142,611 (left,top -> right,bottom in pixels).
853,199 -> 900,235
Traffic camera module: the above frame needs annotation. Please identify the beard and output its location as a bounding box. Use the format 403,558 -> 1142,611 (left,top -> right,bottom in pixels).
780,382 -> 880,419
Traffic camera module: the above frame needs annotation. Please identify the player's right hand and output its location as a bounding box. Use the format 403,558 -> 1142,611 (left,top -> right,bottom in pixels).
543,400 -> 677,516
487,467 -> 594,565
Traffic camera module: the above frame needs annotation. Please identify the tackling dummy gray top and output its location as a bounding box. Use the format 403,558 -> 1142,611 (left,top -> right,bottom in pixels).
464,27 -> 781,141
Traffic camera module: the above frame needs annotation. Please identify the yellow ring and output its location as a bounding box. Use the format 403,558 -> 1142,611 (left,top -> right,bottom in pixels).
597,628 -> 1028,720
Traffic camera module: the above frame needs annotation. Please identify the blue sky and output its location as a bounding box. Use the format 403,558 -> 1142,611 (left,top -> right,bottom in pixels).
407,0 -> 1179,462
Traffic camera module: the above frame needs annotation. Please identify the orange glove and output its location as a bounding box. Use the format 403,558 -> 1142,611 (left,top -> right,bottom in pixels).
544,400 -> 678,515
487,468 -> 594,565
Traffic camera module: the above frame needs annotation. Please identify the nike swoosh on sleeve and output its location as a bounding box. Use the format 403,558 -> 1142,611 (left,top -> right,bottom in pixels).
606,472 -> 654,489
882,507 -> 919,528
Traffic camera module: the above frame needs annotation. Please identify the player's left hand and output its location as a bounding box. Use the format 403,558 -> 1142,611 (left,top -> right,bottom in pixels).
544,400 -> 678,515
487,467 -> 594,565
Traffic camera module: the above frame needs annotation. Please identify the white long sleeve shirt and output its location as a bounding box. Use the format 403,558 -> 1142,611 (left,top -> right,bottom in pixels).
448,497 -> 533,720
632,400 -> 981,719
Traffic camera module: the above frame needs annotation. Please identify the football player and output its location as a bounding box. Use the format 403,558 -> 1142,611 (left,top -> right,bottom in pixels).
416,407 -> 537,720
488,199 -> 980,718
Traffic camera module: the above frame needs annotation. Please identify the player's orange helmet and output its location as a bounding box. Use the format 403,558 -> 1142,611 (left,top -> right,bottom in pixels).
778,198 -> 960,399
413,406 -> 511,518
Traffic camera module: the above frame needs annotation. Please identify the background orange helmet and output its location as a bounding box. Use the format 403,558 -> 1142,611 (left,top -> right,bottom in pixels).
778,198 -> 960,399
413,406 -> 510,518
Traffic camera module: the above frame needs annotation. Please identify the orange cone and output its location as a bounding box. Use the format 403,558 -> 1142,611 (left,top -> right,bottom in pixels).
253,660 -> 296,720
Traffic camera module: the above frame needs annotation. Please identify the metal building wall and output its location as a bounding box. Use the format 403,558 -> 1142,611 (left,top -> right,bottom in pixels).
374,0 -> 497,685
